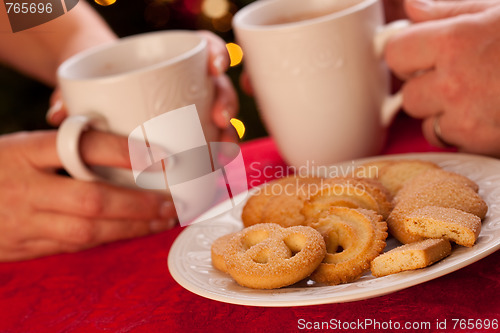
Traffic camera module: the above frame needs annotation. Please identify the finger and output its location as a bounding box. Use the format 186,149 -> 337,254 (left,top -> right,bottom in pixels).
422,116 -> 442,149
385,21 -> 443,78
197,30 -> 230,76
80,130 -> 131,168
29,212 -> 176,246
31,173 -> 177,220
239,70 -> 254,96
93,217 -> 176,243
458,125 -> 500,157
0,239 -> 78,262
0,215 -> 176,261
425,111 -> 500,155
405,0 -> 500,23
46,88 -> 67,126
422,115 -> 455,148
401,70 -> 443,118
211,74 -> 239,129
18,130 -> 65,168
22,130 -> 131,169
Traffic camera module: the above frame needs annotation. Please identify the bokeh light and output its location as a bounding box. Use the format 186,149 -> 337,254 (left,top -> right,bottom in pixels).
210,1 -> 236,33
212,11 -> 233,32
202,0 -> 229,19
230,118 -> 246,139
225,43 -> 243,67
94,0 -> 117,6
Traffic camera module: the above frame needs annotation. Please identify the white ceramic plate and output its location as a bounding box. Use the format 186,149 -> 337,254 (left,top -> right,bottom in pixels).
168,153 -> 500,307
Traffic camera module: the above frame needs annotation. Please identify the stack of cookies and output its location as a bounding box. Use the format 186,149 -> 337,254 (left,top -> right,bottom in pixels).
210,159 -> 488,288
363,160 -> 486,277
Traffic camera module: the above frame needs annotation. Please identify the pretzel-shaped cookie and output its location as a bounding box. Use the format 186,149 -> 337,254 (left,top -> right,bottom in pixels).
211,233 -> 234,273
309,207 -> 387,285
224,223 -> 326,289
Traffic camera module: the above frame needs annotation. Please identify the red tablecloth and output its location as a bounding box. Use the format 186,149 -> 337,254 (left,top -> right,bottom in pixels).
0,114 -> 498,333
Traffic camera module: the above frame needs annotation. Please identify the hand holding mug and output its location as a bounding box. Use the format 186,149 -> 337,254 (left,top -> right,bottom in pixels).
0,130 -> 176,262
385,0 -> 500,156
233,0 -> 410,168
48,31 -> 237,135
54,30 -> 237,188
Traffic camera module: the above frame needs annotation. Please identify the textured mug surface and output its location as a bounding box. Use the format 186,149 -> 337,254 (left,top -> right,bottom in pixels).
57,30 -> 217,186
234,0 -> 392,168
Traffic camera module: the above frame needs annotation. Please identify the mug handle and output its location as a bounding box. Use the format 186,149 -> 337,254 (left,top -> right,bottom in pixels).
56,114 -> 107,181
374,19 -> 411,127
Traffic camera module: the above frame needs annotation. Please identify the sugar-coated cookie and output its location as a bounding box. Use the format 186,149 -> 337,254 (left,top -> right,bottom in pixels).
309,207 -> 387,285
377,159 -> 440,196
395,169 -> 479,204
211,233 -> 235,273
241,176 -> 323,227
302,177 -> 392,221
370,238 -> 452,277
388,180 -> 487,244
404,206 -> 482,247
224,223 -> 326,289
354,160 -> 393,179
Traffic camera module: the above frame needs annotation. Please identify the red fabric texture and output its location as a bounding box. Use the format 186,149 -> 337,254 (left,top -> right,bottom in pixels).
0,113 -> 498,333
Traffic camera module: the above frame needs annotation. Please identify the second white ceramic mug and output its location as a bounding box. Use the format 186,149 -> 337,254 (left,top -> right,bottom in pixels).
233,0 -> 409,168
56,30 -> 218,187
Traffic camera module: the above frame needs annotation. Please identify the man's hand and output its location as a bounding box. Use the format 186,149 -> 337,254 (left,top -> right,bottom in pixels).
385,0 -> 500,156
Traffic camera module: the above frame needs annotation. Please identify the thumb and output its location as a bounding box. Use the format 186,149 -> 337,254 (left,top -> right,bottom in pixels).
405,0 -> 498,22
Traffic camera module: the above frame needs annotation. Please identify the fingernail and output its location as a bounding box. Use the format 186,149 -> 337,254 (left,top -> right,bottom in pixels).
213,55 -> 225,76
411,0 -> 433,12
159,201 -> 176,219
149,219 -> 175,233
46,100 -> 64,124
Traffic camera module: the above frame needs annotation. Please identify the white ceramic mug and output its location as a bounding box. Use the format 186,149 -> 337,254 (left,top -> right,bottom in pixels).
56,30 -> 218,187
233,0 -> 409,168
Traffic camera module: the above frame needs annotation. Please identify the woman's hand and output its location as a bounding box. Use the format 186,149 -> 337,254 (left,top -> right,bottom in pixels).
0,130 -> 177,262
385,0 -> 500,156
47,31 -> 239,142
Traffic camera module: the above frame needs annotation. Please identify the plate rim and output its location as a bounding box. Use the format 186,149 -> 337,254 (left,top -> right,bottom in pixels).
168,152 -> 500,307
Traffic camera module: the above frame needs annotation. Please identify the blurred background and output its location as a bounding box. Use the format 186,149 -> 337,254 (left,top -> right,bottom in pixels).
0,0 -> 268,140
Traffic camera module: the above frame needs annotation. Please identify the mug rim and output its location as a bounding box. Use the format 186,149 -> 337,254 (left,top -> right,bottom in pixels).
57,30 -> 206,82
233,0 -> 378,31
